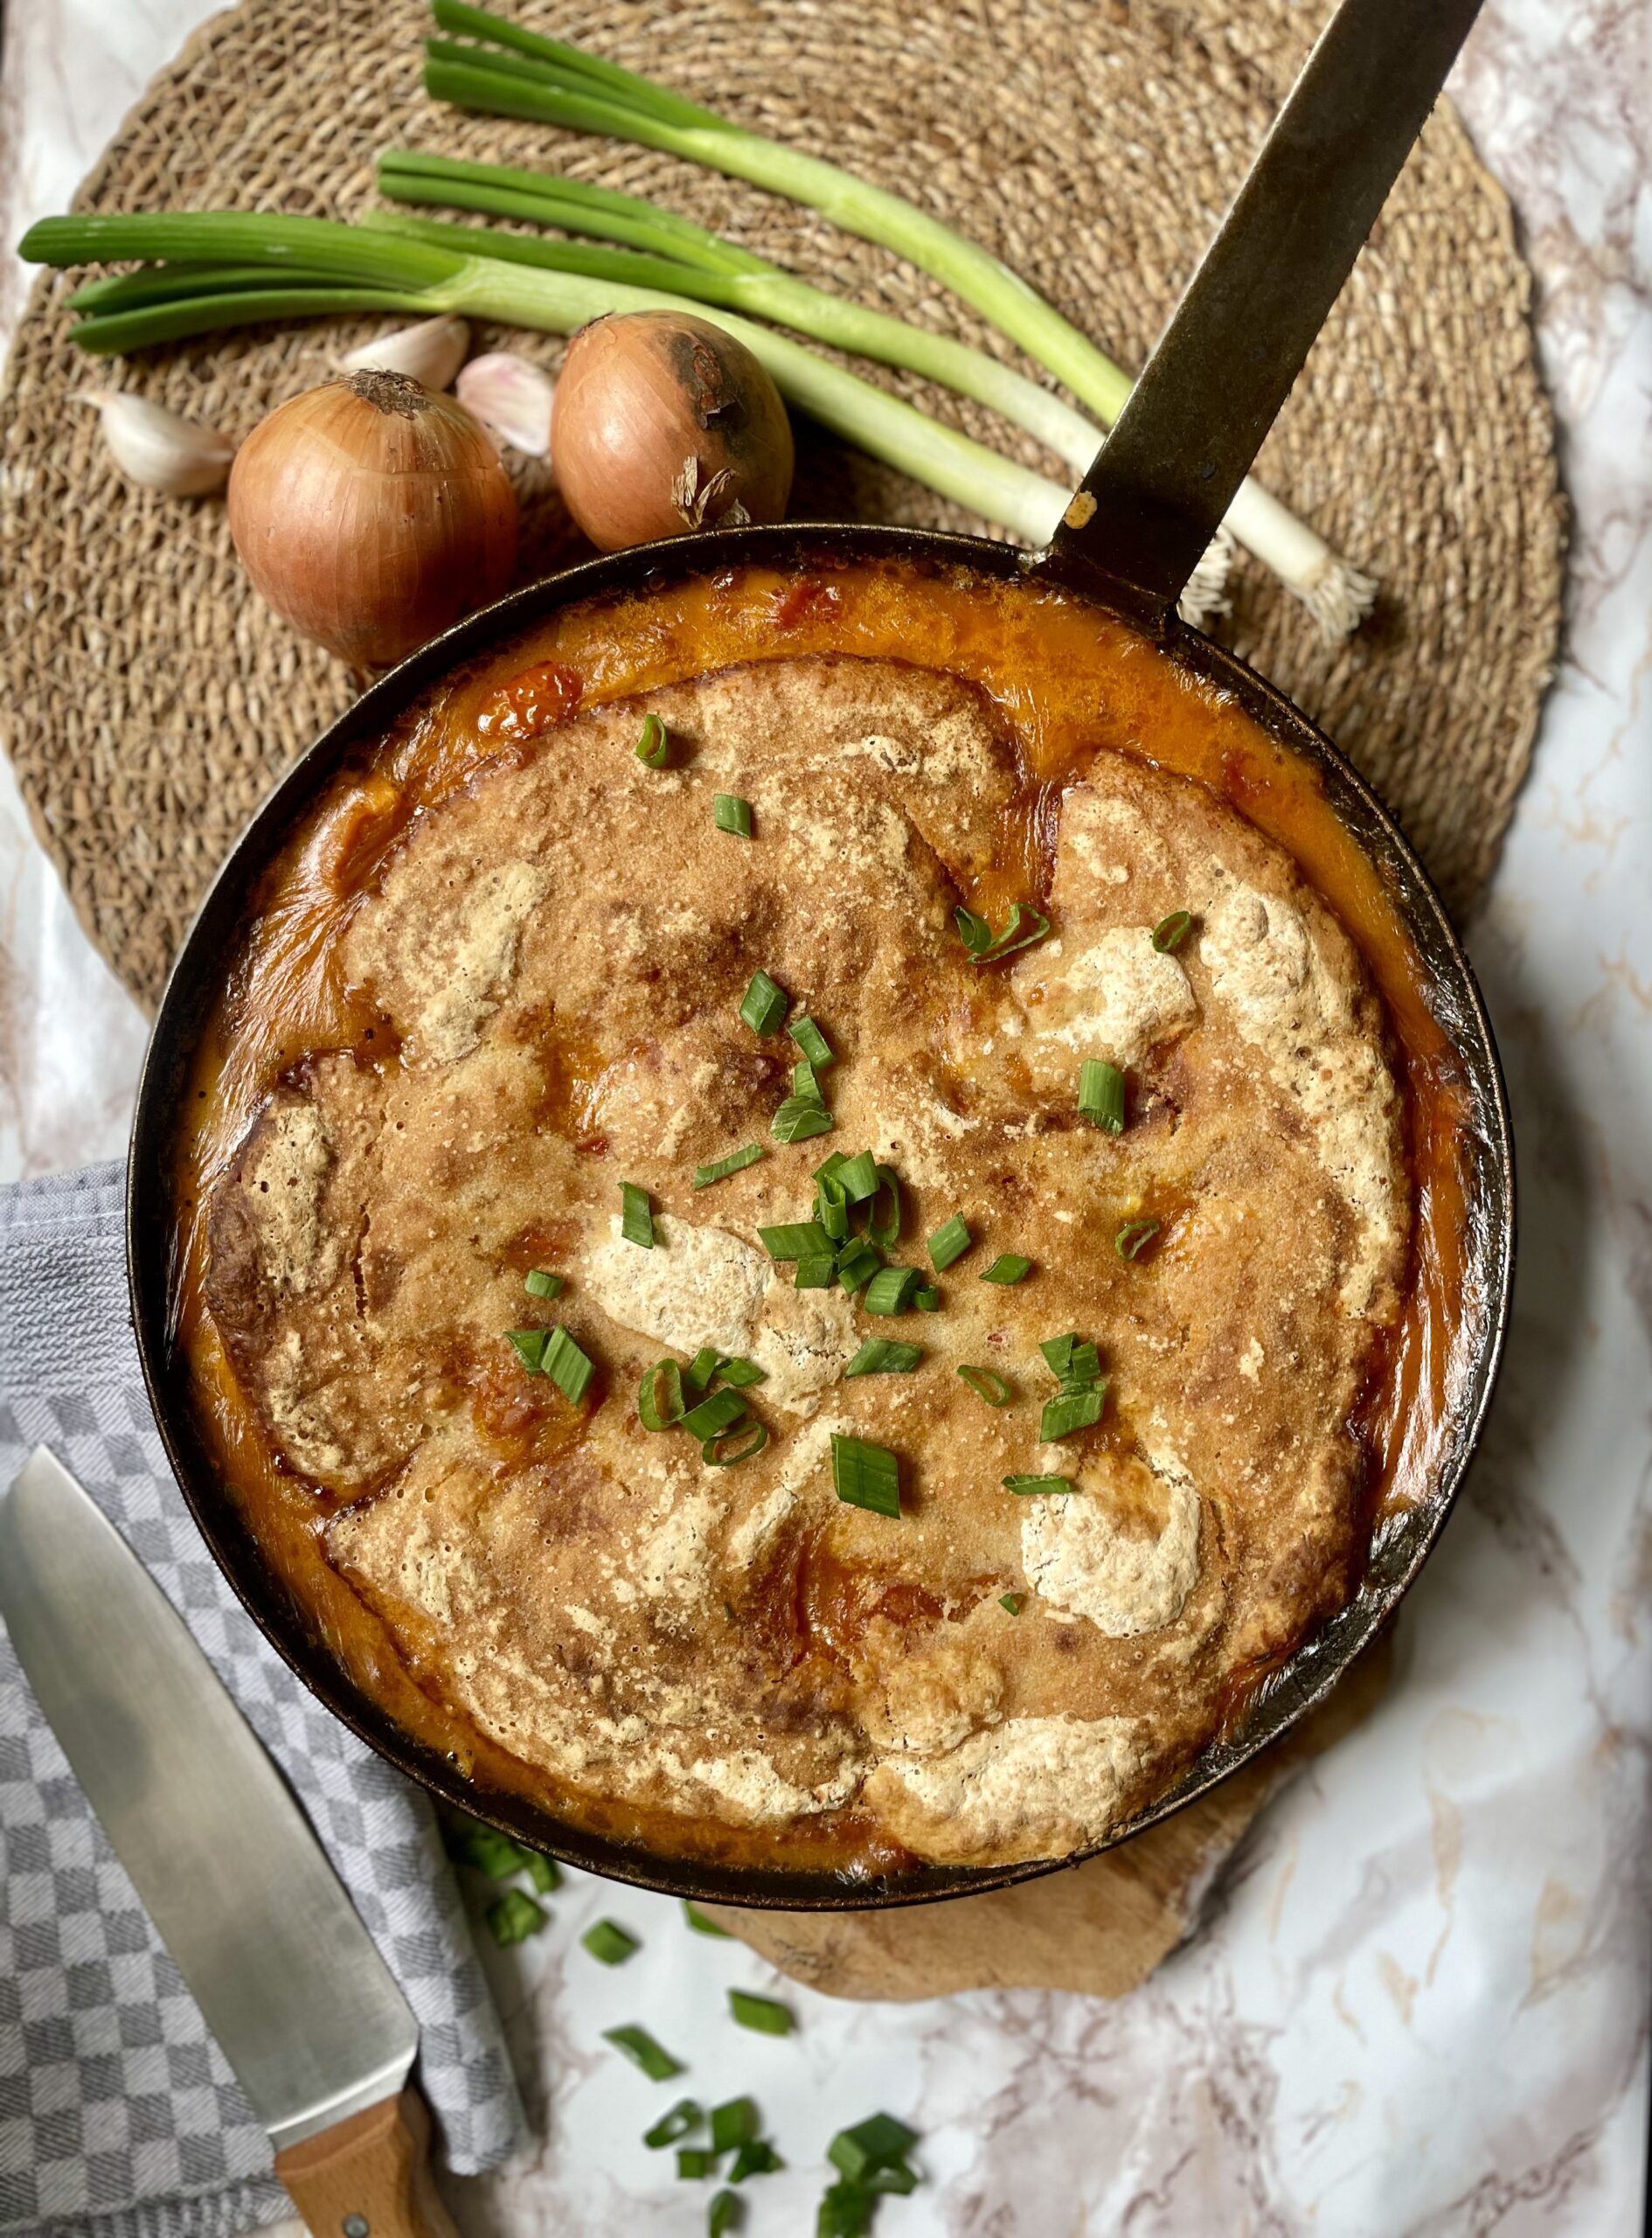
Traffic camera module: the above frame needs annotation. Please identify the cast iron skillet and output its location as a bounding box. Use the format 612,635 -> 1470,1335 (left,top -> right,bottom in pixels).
128,0 -> 1509,1908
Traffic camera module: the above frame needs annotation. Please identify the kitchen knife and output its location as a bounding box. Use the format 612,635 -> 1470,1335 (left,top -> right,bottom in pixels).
0,1447 -> 458,2238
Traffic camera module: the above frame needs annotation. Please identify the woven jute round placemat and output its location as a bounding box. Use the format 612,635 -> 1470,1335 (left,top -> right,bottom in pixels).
0,0 -> 1562,1011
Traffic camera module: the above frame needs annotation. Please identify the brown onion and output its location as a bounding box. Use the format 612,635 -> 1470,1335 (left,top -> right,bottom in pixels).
227,370 -> 517,666
551,311 -> 793,552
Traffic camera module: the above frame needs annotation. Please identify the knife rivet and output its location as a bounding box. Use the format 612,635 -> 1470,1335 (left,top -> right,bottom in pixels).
343,2215 -> 370,2235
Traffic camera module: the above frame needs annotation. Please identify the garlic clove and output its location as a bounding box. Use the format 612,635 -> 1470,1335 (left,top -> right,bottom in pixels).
455,351 -> 556,459
340,315 -> 470,390
74,390 -> 236,497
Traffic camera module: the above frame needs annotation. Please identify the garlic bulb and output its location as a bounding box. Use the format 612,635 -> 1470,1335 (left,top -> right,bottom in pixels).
339,316 -> 469,390
75,390 -> 235,497
456,351 -> 556,458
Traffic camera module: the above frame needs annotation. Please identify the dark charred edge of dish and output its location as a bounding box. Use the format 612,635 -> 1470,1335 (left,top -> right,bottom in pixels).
127,522 -> 1516,1914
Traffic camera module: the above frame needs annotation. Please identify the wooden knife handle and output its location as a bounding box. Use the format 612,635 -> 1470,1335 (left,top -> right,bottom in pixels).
274,2089 -> 459,2238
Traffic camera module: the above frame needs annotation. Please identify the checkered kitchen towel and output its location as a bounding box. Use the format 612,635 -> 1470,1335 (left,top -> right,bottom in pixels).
0,1166 -> 525,2238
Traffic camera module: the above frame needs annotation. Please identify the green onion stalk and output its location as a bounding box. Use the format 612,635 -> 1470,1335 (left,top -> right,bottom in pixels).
20,211 -> 1073,546
423,0 -> 1375,638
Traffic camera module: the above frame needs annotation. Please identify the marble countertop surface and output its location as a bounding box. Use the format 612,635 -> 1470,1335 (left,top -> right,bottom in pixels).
3,2 -> 1649,2231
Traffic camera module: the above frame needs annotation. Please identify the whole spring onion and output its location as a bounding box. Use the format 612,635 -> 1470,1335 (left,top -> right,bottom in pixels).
20,212 -> 1076,548
423,0 -> 1375,636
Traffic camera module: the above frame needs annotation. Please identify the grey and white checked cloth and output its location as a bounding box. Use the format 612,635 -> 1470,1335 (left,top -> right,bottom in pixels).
0,1166 -> 525,2238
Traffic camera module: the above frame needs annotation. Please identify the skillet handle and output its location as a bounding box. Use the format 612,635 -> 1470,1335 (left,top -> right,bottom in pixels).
1039,0 -> 1482,626
274,2089 -> 459,2238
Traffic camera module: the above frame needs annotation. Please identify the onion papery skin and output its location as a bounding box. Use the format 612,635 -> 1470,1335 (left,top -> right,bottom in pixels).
551,310 -> 793,553
227,371 -> 518,666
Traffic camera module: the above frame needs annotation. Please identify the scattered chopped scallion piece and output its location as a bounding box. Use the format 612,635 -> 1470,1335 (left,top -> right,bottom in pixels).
581,1919 -> 640,1965
523,1851 -> 561,1895
817,2182 -> 876,2236
603,2024 -> 684,2081
710,2097 -> 760,2153
999,1592 -> 1025,1615
445,1813 -> 531,1879
980,1254 -> 1032,1284
863,1265 -> 920,1315
827,2115 -> 920,2186
713,792 -> 753,838
728,1989 -> 795,2036
541,1324 -> 595,1403
831,1434 -> 901,1517
1115,1216 -> 1162,1261
639,1359 -> 685,1431
686,1345 -> 724,1391
621,1180 -> 654,1248
524,1268 -> 563,1298
815,1170 -> 850,1241
759,1220 -> 832,1261
1152,908 -> 1194,953
957,1364 -> 1013,1407
844,1338 -> 923,1375
684,1899 -> 732,1937
487,1889 -> 546,1946
833,1239 -> 883,1292
1079,1057 -> 1127,1134
680,1387 -> 749,1441
729,2140 -> 783,2181
635,712 -> 670,768
678,2147 -> 716,2179
739,968 -> 788,1035
788,1015 -> 834,1067
718,1356 -> 766,1387
702,1418 -> 769,1467
694,1142 -> 766,1186
913,1286 -> 941,1311
771,1095 -> 835,1144
1003,1473 -> 1077,1497
505,1328 -> 548,1373
1040,1333 -> 1100,1387
647,2100 -> 705,2150
927,1213 -> 970,1271
707,2190 -> 741,2237
795,1255 -> 838,1288
953,900 -> 1051,963
835,1150 -> 879,1202
1038,1384 -> 1107,1440
866,1163 -> 901,1247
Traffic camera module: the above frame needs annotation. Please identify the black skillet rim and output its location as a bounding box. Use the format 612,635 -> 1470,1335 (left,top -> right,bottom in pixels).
127,522 -> 1515,1911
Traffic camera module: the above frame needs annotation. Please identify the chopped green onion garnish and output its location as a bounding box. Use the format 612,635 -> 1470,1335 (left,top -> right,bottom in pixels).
1039,1384 -> 1107,1441
927,1213 -> 971,1271
686,1345 -> 723,1392
718,1356 -> 767,1387
790,1060 -> 824,1106
702,1419 -> 770,1467
1003,1473 -> 1076,1497
815,1170 -> 850,1241
645,2099 -> 704,2149
1152,908 -> 1194,953
759,1220 -> 833,1261
728,1989 -> 795,2036
953,900 -> 1051,963
524,1268 -> 563,1298
832,1434 -> 901,1518
999,1592 -> 1025,1615
581,1919 -> 640,1965
739,969 -> 788,1035
771,1095 -> 835,1144
677,2147 -> 715,2180
729,2140 -> 783,2181
1079,1057 -> 1127,1134
710,2097 -> 760,2153
834,1239 -> 883,1292
714,792 -> 753,838
621,1180 -> 654,1248
788,1015 -> 834,1067
506,1328 -> 548,1373
1115,1217 -> 1162,1261
980,1254 -> 1032,1284
487,1889 -> 546,1946
523,1852 -> 561,1895
694,1143 -> 766,1186
639,1359 -> 685,1431
1040,1333 -> 1100,1387
635,712 -> 670,768
541,1325 -> 596,1404
684,1900 -> 732,1938
957,1364 -> 1013,1407
708,2190 -> 740,2236
863,1265 -> 921,1315
603,2024 -> 684,2081
680,1387 -> 749,1441
866,1164 -> 901,1248
818,2182 -> 877,2235
913,1286 -> 941,1311
844,1338 -> 924,1375
835,1150 -> 879,1202
827,2115 -> 920,2185
445,1813 -> 532,1880
795,1255 -> 838,1288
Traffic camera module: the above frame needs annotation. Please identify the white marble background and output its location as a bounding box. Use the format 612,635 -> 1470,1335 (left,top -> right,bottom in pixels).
3,2 -> 1649,2232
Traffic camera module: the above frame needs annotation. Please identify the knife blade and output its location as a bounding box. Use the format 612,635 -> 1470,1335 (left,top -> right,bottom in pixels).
0,1448 -> 456,2238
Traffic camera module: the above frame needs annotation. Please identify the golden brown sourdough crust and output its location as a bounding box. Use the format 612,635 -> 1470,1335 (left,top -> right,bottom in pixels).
204,652 -> 1408,1869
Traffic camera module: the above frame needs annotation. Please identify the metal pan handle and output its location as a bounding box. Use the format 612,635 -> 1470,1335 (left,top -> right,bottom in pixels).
1037,0 -> 1483,627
